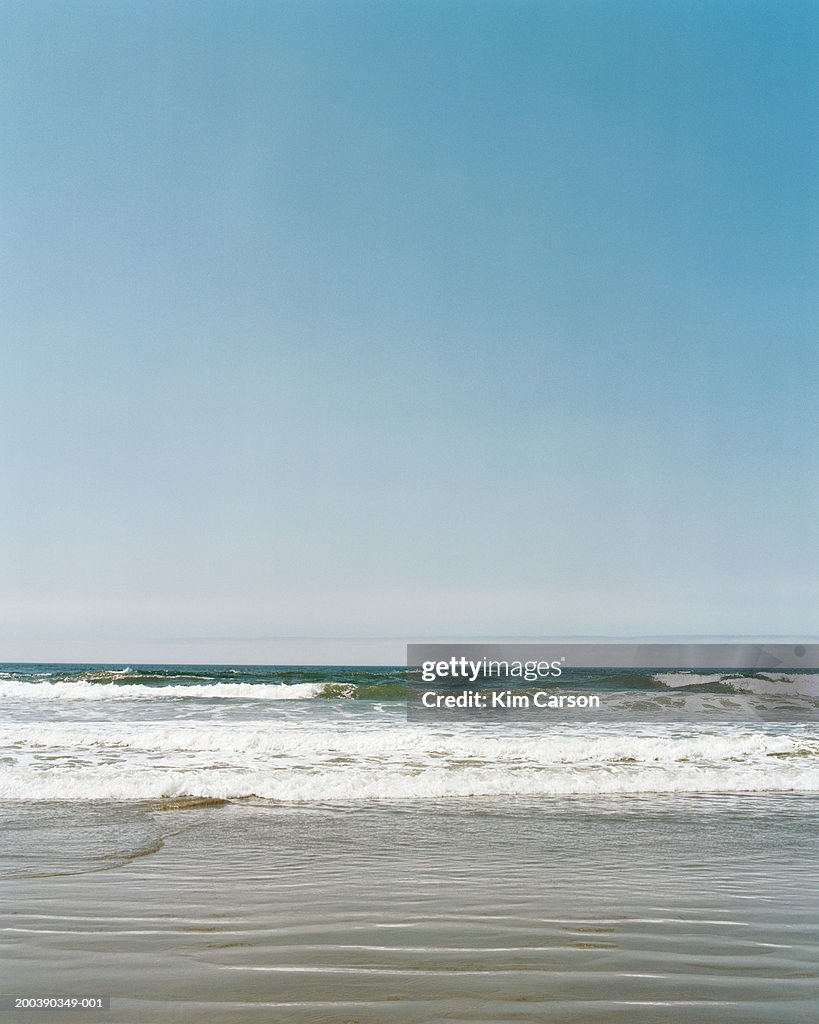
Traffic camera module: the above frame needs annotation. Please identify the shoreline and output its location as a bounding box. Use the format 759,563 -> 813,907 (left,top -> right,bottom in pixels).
3,794 -> 818,1023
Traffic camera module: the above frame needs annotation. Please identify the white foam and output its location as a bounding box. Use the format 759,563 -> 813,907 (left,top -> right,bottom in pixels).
0,761 -> 816,802
1,720 -> 816,801
653,673 -> 731,688
654,672 -> 819,697
732,674 -> 819,698
0,720 -> 808,761
0,680 -> 324,701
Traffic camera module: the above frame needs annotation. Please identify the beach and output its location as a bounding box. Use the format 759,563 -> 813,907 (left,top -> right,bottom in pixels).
1,665 -> 818,1022
5,1 -> 817,1019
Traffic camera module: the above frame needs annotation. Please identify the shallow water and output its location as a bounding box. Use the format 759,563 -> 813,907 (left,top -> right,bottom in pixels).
2,796 -> 818,1023
1,664 -> 817,1022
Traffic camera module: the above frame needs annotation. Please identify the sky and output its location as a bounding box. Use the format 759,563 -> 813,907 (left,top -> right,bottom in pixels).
1,0 -> 817,663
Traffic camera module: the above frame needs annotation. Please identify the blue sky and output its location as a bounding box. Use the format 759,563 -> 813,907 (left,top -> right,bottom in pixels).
1,0 -> 817,662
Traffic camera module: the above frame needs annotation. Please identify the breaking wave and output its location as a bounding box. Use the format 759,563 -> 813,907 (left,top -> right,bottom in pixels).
0,719 -> 816,802
2,668 -> 818,702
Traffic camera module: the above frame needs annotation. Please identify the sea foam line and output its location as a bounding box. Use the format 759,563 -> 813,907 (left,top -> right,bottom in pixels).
0,680 -> 325,700
0,760 -> 817,802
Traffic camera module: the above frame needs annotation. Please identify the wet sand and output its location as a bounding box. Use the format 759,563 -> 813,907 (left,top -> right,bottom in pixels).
2,795 -> 818,1023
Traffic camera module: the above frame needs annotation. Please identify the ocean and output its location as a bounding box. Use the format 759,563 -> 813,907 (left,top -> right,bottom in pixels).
1,663 -> 818,1022
1,663 -> 818,801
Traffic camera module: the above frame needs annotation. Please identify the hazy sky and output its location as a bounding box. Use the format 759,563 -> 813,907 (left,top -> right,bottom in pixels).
2,1 -> 817,662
